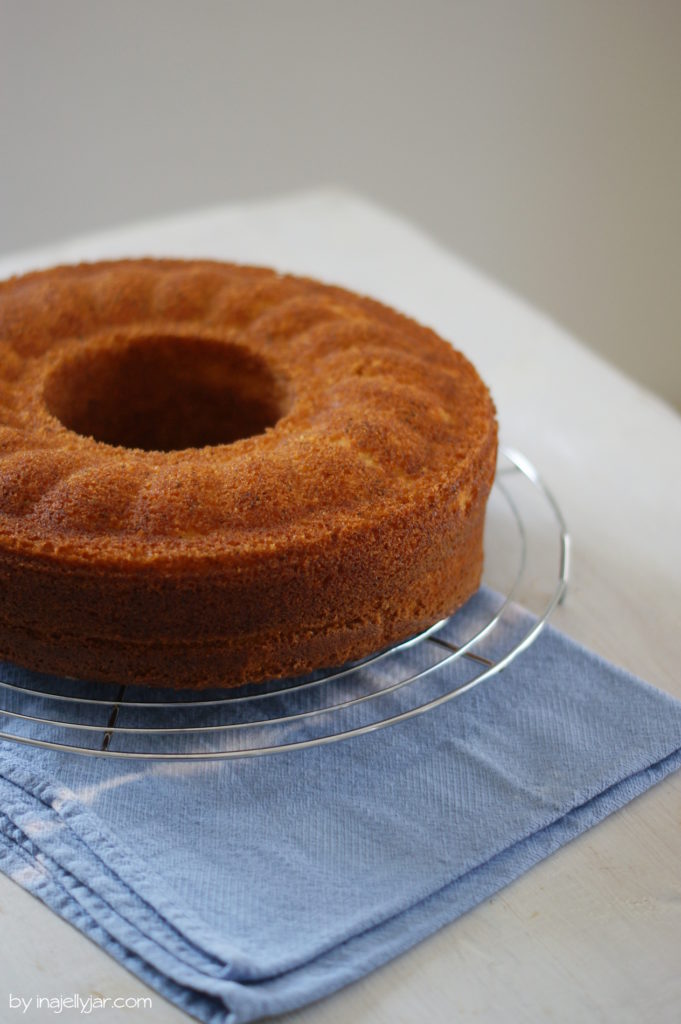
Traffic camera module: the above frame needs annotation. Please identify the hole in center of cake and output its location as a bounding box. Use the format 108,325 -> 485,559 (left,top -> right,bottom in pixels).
44,335 -> 287,451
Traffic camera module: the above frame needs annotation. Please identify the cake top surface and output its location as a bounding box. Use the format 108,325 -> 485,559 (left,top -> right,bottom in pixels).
0,259 -> 496,566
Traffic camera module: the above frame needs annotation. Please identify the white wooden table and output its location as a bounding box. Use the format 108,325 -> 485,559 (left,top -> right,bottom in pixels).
1,190 -> 680,1024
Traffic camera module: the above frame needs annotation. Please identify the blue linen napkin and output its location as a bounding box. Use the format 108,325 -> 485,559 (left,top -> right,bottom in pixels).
1,588 -> 680,1024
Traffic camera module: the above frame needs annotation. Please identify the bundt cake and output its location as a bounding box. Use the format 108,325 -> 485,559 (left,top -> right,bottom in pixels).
0,259 -> 497,689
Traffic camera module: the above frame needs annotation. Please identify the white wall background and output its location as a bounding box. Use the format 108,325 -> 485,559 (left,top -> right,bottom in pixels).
1,0 -> 680,409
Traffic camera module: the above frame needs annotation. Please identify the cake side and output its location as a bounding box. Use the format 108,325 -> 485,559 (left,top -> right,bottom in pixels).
0,442 -> 494,687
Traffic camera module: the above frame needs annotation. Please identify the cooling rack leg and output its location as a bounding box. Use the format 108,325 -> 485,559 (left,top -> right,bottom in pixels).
101,685 -> 127,752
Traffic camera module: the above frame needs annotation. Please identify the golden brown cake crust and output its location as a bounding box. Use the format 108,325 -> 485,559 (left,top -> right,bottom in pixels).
0,259 -> 497,688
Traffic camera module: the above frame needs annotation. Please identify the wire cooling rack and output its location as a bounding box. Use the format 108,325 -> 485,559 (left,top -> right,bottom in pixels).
0,447 -> 569,760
